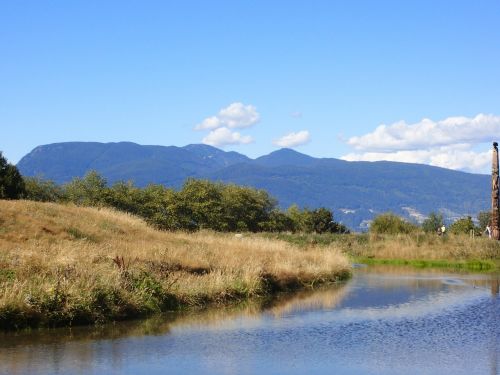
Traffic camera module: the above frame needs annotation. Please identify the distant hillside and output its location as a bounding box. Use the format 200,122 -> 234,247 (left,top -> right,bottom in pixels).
17,142 -> 250,187
17,142 -> 490,230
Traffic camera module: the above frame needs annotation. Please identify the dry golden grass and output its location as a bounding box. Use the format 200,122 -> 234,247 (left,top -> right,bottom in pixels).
0,200 -> 350,329
349,233 -> 500,261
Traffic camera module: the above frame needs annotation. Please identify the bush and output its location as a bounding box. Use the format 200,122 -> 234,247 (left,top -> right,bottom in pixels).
477,211 -> 491,231
19,170 -> 352,234
449,216 -> 476,235
24,176 -> 65,202
64,171 -> 109,206
370,213 -> 418,235
422,212 -> 444,233
0,152 -> 25,199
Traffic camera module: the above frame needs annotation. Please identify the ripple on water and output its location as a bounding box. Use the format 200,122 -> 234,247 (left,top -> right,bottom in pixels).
0,270 -> 498,375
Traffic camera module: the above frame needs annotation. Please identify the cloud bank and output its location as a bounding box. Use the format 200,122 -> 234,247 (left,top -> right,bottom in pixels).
342,113 -> 500,172
274,130 -> 311,148
196,102 -> 259,147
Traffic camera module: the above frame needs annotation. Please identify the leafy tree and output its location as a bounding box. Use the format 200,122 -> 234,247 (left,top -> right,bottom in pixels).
0,151 -> 25,199
179,179 -> 224,230
221,184 -> 276,232
422,212 -> 444,233
64,170 -> 109,206
286,204 -> 307,232
140,184 -> 189,230
310,208 -> 335,234
370,213 -> 418,235
449,216 -> 475,235
107,181 -> 144,215
24,176 -> 64,202
259,210 -> 295,232
285,205 -> 349,234
333,221 -> 350,234
477,211 -> 491,231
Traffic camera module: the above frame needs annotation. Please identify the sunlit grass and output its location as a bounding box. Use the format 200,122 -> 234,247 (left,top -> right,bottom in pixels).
0,200 -> 350,329
260,231 -> 500,271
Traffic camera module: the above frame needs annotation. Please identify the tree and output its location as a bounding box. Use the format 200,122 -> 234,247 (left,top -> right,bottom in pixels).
449,216 -> 475,235
24,176 -> 64,202
259,210 -> 295,232
370,213 -> 418,235
64,170 -> 109,206
221,184 -> 276,232
286,204 -> 307,232
0,151 -> 25,199
179,179 -> 224,230
477,211 -> 491,231
107,181 -> 144,215
422,212 -> 444,233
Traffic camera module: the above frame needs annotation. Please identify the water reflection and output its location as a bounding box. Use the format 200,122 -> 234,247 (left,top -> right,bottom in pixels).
0,266 -> 498,375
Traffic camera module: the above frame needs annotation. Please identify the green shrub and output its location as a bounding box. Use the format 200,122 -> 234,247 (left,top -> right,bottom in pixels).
449,216 -> 476,235
24,176 -> 64,202
370,213 -> 418,235
422,212 -> 444,233
0,151 -> 25,199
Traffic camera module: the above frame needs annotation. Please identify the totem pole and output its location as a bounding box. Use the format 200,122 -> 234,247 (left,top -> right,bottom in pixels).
491,142 -> 500,240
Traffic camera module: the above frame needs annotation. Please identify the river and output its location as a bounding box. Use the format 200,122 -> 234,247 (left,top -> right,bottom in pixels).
1,265 -> 498,375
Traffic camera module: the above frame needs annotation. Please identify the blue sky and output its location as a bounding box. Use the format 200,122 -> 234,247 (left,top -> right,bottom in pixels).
1,1 -> 500,172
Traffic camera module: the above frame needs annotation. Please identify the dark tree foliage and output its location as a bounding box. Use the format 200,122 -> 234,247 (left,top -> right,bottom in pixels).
422,212 -> 444,233
477,211 -> 491,231
22,171 -> 350,234
0,152 -> 25,199
370,213 -> 418,235
24,176 -> 64,202
449,216 -> 476,235
64,171 -> 109,206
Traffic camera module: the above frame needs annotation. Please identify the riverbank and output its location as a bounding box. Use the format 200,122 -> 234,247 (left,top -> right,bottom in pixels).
259,232 -> 500,271
0,200 -> 350,330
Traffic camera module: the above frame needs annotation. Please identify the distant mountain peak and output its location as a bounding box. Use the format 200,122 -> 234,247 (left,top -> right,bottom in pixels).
254,148 -> 317,167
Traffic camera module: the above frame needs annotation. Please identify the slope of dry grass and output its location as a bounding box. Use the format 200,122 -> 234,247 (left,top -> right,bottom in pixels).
0,200 -> 350,329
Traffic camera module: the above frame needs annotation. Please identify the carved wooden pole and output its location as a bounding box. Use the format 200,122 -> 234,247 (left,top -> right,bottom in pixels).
492,142 -> 500,240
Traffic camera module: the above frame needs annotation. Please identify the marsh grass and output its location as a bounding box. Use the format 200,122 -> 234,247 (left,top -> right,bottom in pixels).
262,231 -> 500,271
0,200 -> 350,329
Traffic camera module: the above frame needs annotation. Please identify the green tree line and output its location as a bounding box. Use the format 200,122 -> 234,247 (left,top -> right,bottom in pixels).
0,152 -> 348,233
370,211 -> 491,236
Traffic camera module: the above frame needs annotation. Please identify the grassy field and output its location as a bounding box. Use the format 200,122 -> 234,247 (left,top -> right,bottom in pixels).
259,232 -> 500,270
0,200 -> 350,329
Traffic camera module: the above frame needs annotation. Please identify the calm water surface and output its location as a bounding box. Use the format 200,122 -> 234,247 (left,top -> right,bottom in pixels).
1,266 -> 499,375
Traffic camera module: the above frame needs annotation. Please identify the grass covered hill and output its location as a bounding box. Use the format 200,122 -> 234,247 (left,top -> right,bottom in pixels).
0,200 -> 350,329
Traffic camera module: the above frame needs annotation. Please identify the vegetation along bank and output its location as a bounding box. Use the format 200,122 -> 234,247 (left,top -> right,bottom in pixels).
0,200 -> 350,329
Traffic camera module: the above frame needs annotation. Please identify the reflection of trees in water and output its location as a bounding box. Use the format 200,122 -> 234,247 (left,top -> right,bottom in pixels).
1,271 -> 498,375
0,282 -> 350,374
264,283 -> 351,318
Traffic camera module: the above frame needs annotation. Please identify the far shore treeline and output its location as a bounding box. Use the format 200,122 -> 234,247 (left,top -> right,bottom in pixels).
0,151 -> 349,234
0,150 -> 492,235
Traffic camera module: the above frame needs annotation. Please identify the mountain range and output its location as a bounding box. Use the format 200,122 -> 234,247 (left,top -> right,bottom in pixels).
17,142 -> 490,230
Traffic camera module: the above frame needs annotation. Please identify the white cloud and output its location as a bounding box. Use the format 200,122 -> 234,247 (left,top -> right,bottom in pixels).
274,130 -> 311,148
196,116 -> 221,130
195,102 -> 260,130
342,143 -> 491,172
342,113 -> 500,173
202,127 -> 253,147
347,113 -> 500,152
